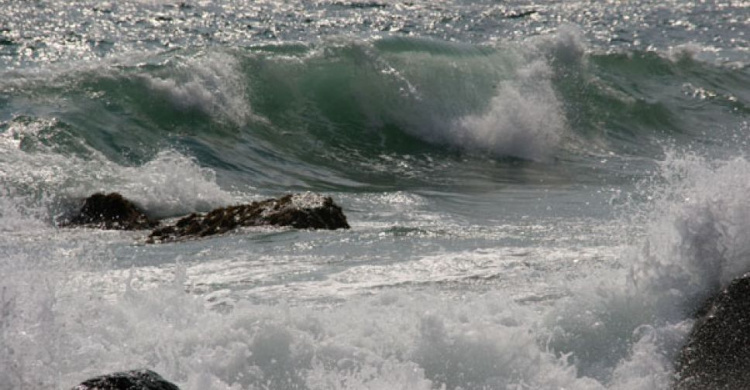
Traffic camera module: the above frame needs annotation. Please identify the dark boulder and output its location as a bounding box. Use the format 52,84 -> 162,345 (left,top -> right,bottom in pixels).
148,193 -> 349,243
64,192 -> 158,230
674,274 -> 750,389
505,9 -> 537,19
72,369 -> 180,390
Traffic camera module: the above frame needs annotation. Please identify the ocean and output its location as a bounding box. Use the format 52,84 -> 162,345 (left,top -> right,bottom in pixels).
0,0 -> 748,389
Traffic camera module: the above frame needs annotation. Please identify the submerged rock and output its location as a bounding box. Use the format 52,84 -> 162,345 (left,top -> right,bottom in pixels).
64,192 -> 158,230
72,369 -> 180,390
674,275 -> 750,389
148,193 -> 350,243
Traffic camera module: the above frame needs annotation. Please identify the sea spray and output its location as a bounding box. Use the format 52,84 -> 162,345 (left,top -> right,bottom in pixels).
545,151 -> 750,387
3,148 -> 750,389
627,152 -> 750,317
142,51 -> 253,127
447,24 -> 585,161
0,1 -> 748,389
453,58 -> 565,161
0,120 -> 235,220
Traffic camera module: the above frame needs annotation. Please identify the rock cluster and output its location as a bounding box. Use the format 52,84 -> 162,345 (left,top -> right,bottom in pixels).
63,192 -> 158,230
72,369 -> 180,390
148,192 -> 349,243
674,274 -> 750,389
64,192 -> 350,242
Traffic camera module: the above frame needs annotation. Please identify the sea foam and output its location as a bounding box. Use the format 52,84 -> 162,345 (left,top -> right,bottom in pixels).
452,58 -> 564,161
544,151 -> 750,386
0,120 -> 235,221
143,51 -> 252,127
367,31 -> 574,161
3,151 -> 750,390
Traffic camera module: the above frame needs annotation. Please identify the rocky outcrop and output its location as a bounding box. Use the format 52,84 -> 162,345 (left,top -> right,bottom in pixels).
674,275 -> 750,390
72,369 -> 180,390
148,192 -> 350,243
63,192 -> 350,242
64,192 -> 158,230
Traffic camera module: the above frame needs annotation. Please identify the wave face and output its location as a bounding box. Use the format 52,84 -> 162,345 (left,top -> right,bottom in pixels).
2,33 -> 748,201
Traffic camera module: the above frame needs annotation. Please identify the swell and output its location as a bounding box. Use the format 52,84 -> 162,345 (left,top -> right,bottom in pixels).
1,36 -> 748,194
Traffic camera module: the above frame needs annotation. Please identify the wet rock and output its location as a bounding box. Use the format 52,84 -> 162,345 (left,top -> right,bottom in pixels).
334,1 -> 387,9
674,275 -> 750,389
72,369 -> 180,390
64,192 -> 158,230
504,9 -> 537,19
148,192 -> 349,243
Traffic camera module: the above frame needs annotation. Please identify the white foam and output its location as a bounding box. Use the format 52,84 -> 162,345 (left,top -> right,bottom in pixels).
143,51 -> 252,126
109,150 -> 236,218
667,43 -> 705,63
445,24 -> 589,161
543,151 -> 750,386
5,147 -> 750,390
547,24 -> 588,67
627,152 -> 750,317
0,191 -> 48,232
0,125 -> 235,221
354,32 -> 571,161
290,192 -> 328,209
452,59 -> 565,161
0,262 -> 605,390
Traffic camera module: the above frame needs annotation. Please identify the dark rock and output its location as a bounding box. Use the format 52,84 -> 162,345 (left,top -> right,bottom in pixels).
148,193 -> 349,243
674,275 -> 750,389
72,369 -> 180,390
334,1 -> 387,9
505,10 -> 537,19
64,192 -> 158,230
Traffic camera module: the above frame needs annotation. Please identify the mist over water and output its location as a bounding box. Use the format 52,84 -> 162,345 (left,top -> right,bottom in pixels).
1,0 -> 749,389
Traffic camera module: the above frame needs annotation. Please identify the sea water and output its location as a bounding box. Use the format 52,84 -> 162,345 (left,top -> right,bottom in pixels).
0,0 -> 748,389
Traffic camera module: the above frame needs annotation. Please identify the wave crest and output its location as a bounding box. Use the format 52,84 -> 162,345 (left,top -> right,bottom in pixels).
143,51 -> 251,127
452,59 -> 565,161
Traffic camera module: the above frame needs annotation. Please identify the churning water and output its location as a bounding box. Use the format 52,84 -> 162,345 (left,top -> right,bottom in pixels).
0,0 -> 748,389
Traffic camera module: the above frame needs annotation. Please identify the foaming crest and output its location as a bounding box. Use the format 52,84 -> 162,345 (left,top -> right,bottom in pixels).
143,51 -> 251,126
442,25 -> 585,161
547,24 -> 587,67
370,33 -> 570,161
0,123 -> 234,221
110,150 -> 235,218
453,59 -> 565,161
667,43 -> 704,63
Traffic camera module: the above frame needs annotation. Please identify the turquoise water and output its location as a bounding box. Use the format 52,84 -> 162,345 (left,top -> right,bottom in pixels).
0,1 -> 749,389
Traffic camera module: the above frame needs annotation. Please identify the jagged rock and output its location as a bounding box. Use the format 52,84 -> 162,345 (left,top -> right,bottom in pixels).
674,275 -> 750,389
505,9 -> 537,19
148,193 -> 350,243
72,369 -> 180,390
64,192 -> 158,230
